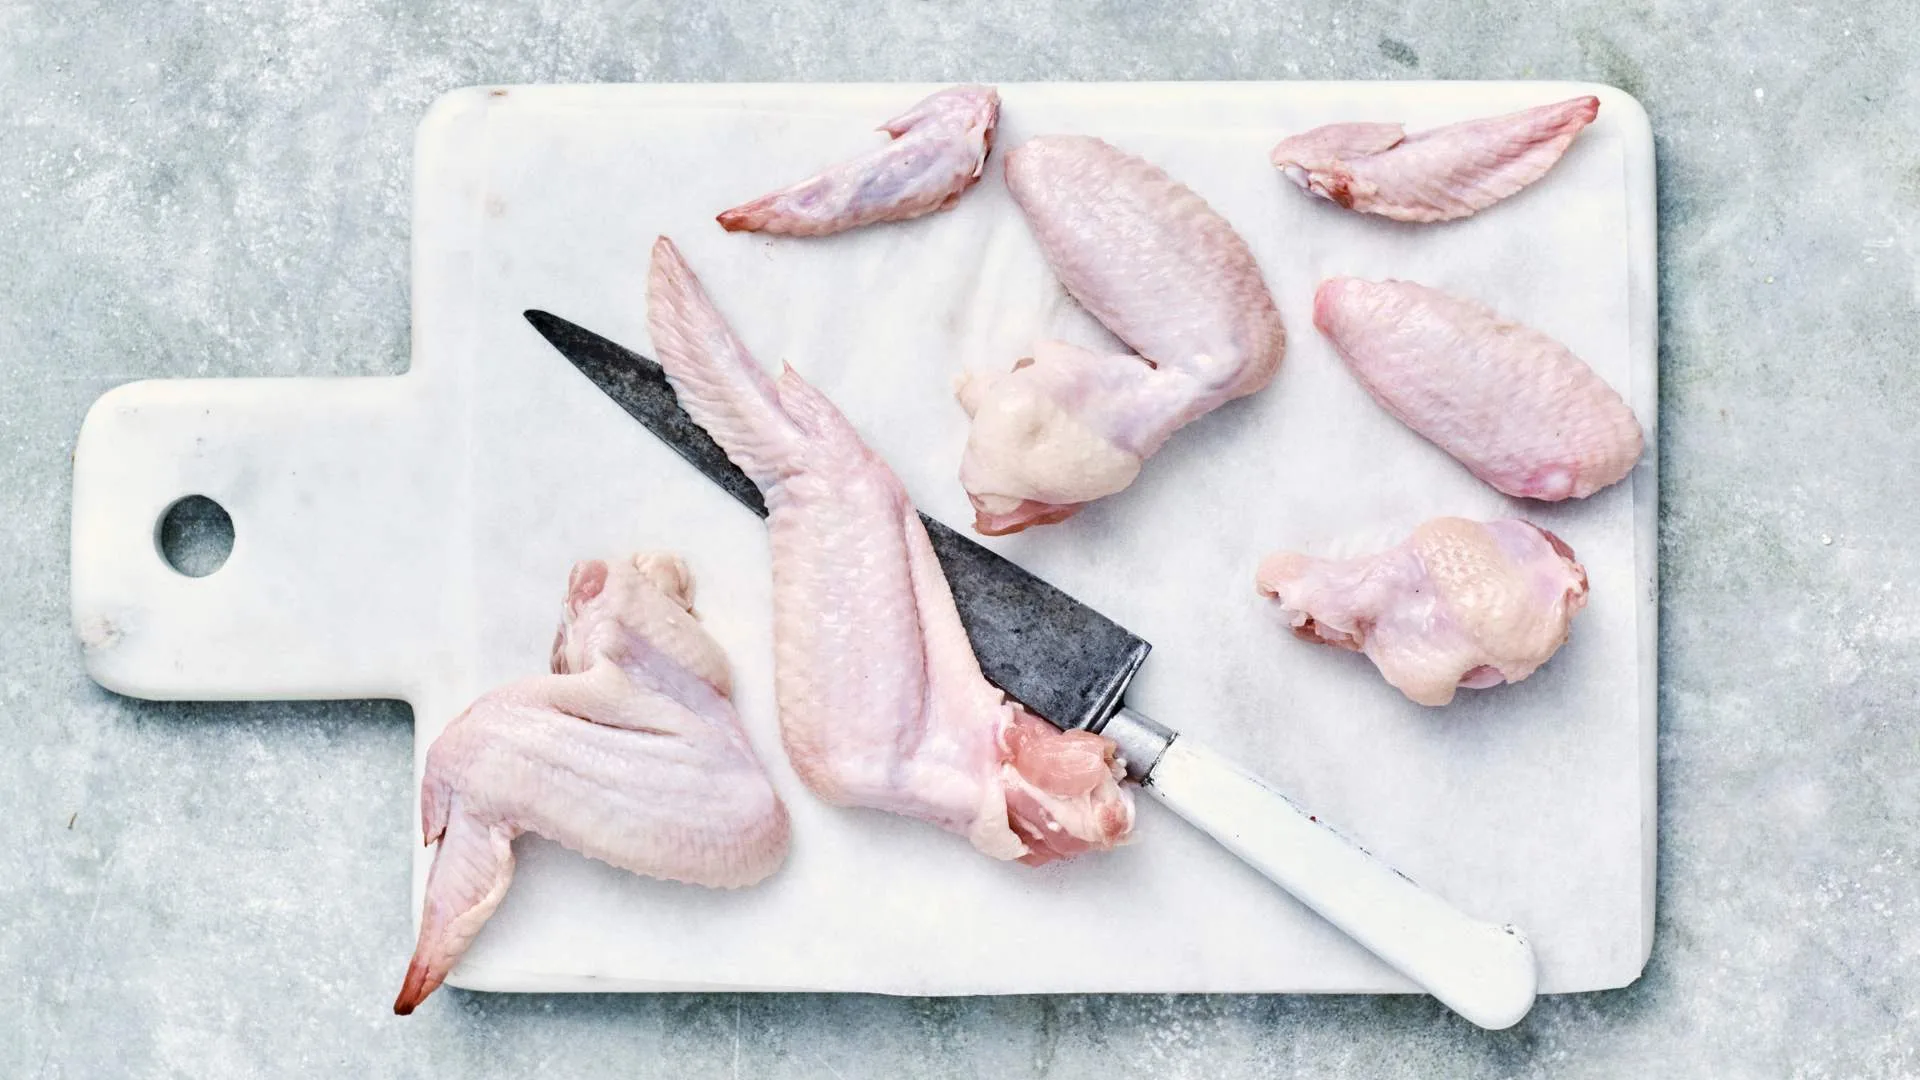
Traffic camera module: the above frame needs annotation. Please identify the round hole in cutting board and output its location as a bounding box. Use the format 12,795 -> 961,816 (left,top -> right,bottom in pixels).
155,495 -> 234,578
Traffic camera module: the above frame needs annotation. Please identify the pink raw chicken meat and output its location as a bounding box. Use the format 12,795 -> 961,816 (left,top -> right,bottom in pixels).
393,554 -> 789,1014
1315,277 -> 1645,501
716,85 -> 999,237
1256,517 -> 1590,707
647,236 -> 1134,864
957,135 -> 1286,534
1270,96 -> 1599,222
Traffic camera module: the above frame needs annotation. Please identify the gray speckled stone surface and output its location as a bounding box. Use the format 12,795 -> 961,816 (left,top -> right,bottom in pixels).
5,1 -> 1917,1076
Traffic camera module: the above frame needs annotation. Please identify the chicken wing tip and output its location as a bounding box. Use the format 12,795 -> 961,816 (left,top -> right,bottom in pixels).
391,955 -> 437,1016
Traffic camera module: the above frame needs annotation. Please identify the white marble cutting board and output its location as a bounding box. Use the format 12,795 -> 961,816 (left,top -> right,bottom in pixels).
70,81 -> 1657,996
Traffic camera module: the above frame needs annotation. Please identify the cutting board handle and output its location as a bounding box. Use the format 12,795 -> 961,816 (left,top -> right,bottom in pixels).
70,375 -> 440,702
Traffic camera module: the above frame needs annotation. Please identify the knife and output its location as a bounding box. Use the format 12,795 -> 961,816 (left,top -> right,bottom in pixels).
527,309 -> 1538,1029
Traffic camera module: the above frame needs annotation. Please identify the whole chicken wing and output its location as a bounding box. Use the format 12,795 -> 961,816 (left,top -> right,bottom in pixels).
1256,518 -> 1589,707
1315,277 -> 1644,501
1270,96 -> 1599,223
647,236 -> 1134,863
392,554 -> 789,1014
716,85 -> 999,237
958,135 -> 1286,534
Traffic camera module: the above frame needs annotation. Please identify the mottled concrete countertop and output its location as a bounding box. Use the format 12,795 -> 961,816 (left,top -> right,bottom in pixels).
4,2 -> 1916,1077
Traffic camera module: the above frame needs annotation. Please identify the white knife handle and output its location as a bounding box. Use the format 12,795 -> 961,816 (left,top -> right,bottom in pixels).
1120,714 -> 1537,1029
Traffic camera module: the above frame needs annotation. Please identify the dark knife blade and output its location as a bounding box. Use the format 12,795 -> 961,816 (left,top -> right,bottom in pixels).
525,309 -> 1151,732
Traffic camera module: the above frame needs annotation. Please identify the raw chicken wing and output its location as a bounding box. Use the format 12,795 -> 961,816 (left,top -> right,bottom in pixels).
1256,518 -> 1589,707
717,85 -> 999,237
1270,96 -> 1599,222
958,135 -> 1286,534
647,235 -> 1133,863
1315,277 -> 1644,501
393,554 -> 789,1014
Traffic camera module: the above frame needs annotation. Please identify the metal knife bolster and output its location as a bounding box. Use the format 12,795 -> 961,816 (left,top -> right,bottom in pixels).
1098,708 -> 1176,783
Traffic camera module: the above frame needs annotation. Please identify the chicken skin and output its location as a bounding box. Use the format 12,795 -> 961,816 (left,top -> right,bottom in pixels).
1256,518 -> 1589,707
393,554 -> 789,1014
716,85 -> 999,237
646,236 -> 1134,863
957,135 -> 1286,534
1270,96 -> 1599,223
1314,277 -> 1644,501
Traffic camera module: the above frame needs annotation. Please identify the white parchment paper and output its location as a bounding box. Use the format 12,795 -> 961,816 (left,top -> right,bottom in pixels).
411,82 -> 1656,995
